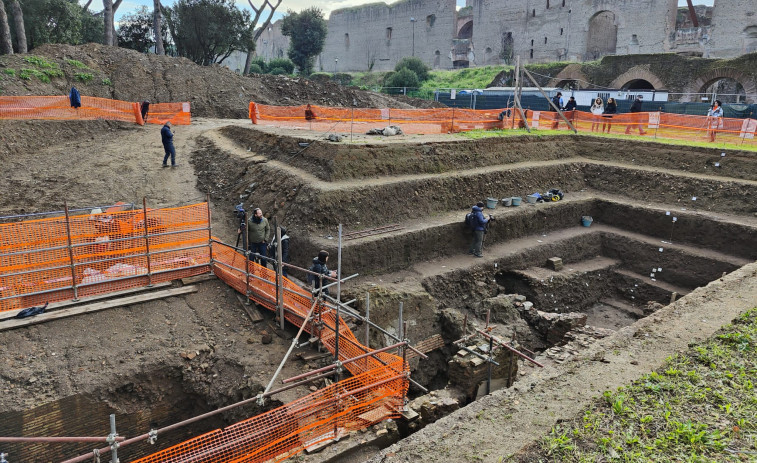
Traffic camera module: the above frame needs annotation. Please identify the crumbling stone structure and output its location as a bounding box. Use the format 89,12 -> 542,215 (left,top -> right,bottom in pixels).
313,0 -> 757,72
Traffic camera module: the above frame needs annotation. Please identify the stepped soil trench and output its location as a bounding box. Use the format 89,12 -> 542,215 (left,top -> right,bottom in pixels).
1,115 -> 756,463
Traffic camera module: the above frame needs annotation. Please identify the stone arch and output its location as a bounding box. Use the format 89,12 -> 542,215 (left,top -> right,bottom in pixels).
457,20 -> 473,39
548,64 -> 588,88
681,67 -> 757,103
609,66 -> 665,90
586,11 -> 617,59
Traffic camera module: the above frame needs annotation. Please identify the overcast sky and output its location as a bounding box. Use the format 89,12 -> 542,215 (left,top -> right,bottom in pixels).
83,0 -> 716,23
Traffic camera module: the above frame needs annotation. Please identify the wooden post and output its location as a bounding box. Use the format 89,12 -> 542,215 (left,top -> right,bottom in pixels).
521,67 -> 577,133
511,56 -> 531,133
142,198 -> 153,287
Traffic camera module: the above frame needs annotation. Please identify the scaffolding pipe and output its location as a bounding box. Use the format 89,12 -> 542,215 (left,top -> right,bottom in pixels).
62,202 -> 79,301
475,328 -> 544,367
0,437 -> 126,443
141,198 -> 153,286
283,341 -> 406,384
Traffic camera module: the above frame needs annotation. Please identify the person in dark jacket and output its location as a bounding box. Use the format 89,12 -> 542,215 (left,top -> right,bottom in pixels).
308,250 -> 336,295
247,208 -> 270,266
468,202 -> 490,258
625,95 -> 647,135
564,96 -> 577,111
602,97 -> 617,133
141,100 -> 150,123
69,86 -> 81,108
268,227 -> 290,277
161,121 -> 176,167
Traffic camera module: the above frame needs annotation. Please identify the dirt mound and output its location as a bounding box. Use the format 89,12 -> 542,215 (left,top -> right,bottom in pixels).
0,43 -> 439,117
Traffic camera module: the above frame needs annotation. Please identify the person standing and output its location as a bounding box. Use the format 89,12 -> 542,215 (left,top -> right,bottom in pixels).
602,97 -> 617,133
564,96 -> 577,111
706,100 -> 723,142
161,121 -> 177,167
308,250 -> 337,295
625,95 -> 647,135
468,202 -> 490,258
141,100 -> 150,123
590,97 -> 604,132
247,208 -> 270,266
550,92 -> 564,130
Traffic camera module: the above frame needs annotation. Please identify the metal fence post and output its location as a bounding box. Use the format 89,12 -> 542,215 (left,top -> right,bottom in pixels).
141,198 -> 153,287
108,414 -> 118,463
63,202 -> 79,301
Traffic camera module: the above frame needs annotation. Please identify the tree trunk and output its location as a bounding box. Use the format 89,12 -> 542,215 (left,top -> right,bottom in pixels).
111,0 -> 122,46
103,0 -> 113,46
0,1 -> 13,55
10,1 -> 26,53
153,0 -> 164,55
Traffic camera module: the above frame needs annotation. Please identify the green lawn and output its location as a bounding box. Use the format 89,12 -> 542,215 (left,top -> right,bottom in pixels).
516,308 -> 757,462
457,128 -> 757,152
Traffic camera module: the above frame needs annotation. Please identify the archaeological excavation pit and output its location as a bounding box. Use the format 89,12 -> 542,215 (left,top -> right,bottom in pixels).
2,120 -> 756,462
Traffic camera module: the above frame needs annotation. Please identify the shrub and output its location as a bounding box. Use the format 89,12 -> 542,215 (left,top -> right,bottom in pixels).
75,73 -> 94,82
395,56 -> 429,82
250,58 -> 267,73
268,58 -> 294,74
3,69 -> 15,76
247,63 -> 263,74
385,67 -> 420,88
101,78 -> 112,86
269,67 -> 286,75
23,56 -> 58,69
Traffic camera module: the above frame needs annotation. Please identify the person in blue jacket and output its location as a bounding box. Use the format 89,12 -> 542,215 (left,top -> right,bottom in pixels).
468,202 -> 491,258
161,121 -> 176,167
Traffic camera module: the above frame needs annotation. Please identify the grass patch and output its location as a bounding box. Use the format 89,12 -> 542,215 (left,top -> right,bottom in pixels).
65,59 -> 88,69
457,128 -> 757,152
420,66 -> 508,91
23,55 -> 59,70
18,68 -> 52,83
75,73 -> 94,82
3,68 -> 15,76
518,307 -> 757,462
101,78 -> 112,86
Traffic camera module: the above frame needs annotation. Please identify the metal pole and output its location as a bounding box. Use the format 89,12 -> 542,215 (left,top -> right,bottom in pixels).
276,226 -> 284,329
398,301 -> 403,341
486,334 -> 494,395
511,58 -> 519,130
0,436 -> 125,443
63,202 -> 79,301
108,414 -> 118,463
365,292 -> 370,347
205,195 -> 214,274
350,106 -> 354,143
507,329 -> 516,387
141,198 -> 153,286
244,210 -> 251,304
337,223 -> 342,304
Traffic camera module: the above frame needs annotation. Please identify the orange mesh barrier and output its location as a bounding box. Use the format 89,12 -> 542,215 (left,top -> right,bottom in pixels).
249,102 -> 757,145
0,203 -> 211,312
144,102 -> 192,126
0,96 -> 191,125
132,244 -> 408,463
249,102 -> 503,134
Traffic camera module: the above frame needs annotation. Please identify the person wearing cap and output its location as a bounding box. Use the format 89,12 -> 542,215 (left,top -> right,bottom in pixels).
625,95 -> 647,135
267,227 -> 290,277
308,250 -> 337,295
161,121 -> 177,167
468,202 -> 490,258
247,207 -> 270,267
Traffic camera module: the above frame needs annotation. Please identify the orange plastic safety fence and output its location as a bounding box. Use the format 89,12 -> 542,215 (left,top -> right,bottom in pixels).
519,110 -> 757,146
0,96 -> 191,125
249,102 -> 757,145
0,203 -> 211,312
144,102 -> 192,126
131,243 -> 408,463
249,102 -> 503,134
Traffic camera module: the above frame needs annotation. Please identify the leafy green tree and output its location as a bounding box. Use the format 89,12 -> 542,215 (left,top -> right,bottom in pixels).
167,0 -> 251,65
280,7 -> 327,76
385,67 -> 420,88
17,0 -> 86,49
395,56 -> 429,82
80,8 -> 104,45
117,6 -> 153,52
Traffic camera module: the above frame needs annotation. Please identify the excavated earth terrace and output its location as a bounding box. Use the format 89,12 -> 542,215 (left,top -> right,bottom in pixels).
1,119 -> 756,463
